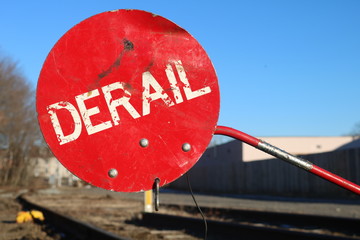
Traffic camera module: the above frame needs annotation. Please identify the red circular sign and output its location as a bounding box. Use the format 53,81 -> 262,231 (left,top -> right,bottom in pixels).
37,10 -> 220,192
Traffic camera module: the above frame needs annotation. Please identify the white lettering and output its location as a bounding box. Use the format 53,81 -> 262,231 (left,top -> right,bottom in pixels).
47,101 -> 82,145
165,64 -> 183,104
102,82 -> 141,125
75,89 -> 112,135
46,59 -> 213,145
142,71 -> 174,116
174,60 -> 211,100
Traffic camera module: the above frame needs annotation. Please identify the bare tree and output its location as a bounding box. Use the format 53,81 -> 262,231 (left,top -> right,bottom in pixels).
350,121 -> 360,140
0,55 -> 44,186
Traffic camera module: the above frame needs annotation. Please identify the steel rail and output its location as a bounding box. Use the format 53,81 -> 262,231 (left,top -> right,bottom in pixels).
17,195 -> 130,240
162,203 -> 360,236
16,193 -> 360,239
142,211 -> 359,240
214,125 -> 360,195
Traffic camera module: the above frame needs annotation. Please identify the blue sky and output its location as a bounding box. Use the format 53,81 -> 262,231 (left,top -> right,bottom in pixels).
1,0 -> 359,137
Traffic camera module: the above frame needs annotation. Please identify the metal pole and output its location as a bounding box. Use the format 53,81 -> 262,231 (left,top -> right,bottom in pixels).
144,190 -> 153,213
214,125 -> 360,195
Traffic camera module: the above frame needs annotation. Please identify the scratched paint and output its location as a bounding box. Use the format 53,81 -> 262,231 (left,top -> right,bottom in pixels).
37,10 -> 220,192
47,60 -> 212,143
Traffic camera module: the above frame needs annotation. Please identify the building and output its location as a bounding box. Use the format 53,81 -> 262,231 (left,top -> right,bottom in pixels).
170,136 -> 360,198
243,136 -> 355,162
33,157 -> 79,187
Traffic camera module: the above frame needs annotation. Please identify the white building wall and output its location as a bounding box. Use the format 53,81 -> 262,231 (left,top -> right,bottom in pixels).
243,136 -> 354,162
33,157 -> 77,186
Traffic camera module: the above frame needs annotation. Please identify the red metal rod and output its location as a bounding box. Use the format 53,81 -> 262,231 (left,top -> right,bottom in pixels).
214,125 -> 260,147
214,125 -> 360,195
310,165 -> 360,195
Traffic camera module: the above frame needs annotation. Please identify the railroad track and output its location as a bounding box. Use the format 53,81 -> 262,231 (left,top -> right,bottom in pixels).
17,195 -> 130,240
143,204 -> 360,240
17,194 -> 360,240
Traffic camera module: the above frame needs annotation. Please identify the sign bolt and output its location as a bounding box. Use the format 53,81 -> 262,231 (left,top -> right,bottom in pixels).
182,143 -> 191,152
139,138 -> 149,148
108,168 -> 118,178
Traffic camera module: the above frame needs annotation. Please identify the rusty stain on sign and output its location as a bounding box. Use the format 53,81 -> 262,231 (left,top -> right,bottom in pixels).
37,10 -> 220,192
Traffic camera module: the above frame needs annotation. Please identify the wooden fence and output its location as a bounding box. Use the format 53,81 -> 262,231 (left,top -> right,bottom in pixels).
169,140 -> 360,199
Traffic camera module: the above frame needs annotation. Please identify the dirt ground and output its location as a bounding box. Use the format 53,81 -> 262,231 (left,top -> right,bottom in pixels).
0,189 -> 61,240
0,187 -> 201,240
3,186 -> 359,240
24,189 -> 201,240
